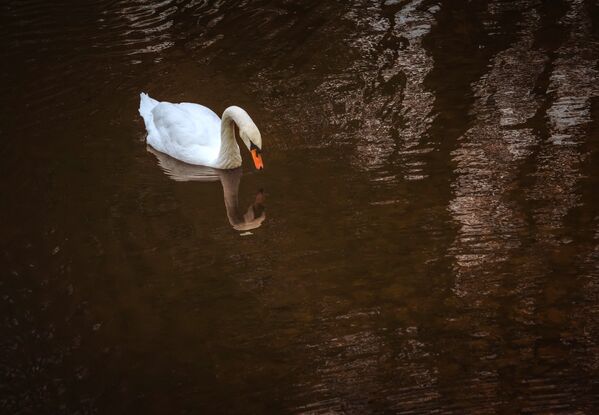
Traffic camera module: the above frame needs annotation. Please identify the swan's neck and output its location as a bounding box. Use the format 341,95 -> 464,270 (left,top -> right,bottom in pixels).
216,106 -> 254,169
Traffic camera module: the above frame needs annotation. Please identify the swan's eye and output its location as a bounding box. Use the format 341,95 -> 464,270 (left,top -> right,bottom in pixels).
250,142 -> 261,154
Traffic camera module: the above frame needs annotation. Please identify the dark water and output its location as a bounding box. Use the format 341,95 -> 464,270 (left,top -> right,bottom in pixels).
2,0 -> 599,413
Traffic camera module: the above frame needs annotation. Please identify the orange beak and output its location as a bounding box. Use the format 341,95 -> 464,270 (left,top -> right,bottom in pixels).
251,148 -> 264,170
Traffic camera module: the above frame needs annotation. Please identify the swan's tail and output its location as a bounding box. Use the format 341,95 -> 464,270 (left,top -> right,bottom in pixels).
139,92 -> 159,118
139,92 -> 159,140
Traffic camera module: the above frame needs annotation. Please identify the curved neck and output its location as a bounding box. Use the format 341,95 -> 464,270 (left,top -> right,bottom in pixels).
221,106 -> 254,133
217,106 -> 254,169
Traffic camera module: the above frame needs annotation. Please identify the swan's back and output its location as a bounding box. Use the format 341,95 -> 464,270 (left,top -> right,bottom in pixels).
176,102 -> 221,147
139,93 -> 222,166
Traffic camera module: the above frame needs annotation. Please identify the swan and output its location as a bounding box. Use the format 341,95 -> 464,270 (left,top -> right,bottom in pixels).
148,147 -> 266,231
139,92 -> 264,170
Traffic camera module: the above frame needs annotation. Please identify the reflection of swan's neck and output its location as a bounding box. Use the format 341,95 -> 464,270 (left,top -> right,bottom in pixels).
219,167 -> 244,225
217,107 -> 252,169
147,147 -> 265,231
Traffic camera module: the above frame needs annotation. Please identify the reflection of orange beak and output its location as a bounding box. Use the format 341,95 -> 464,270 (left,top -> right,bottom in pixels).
251,149 -> 264,170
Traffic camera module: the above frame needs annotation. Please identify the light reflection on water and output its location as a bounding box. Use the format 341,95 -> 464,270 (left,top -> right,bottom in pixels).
2,0 -> 599,413
449,4 -> 545,283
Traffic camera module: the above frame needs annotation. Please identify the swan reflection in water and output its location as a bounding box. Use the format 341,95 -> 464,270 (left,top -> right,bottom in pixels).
148,147 -> 266,232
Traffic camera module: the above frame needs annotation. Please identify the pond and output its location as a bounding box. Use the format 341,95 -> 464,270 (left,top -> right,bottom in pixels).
2,0 -> 599,413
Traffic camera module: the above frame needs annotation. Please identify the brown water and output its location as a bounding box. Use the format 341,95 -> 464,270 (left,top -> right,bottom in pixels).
2,0 -> 599,413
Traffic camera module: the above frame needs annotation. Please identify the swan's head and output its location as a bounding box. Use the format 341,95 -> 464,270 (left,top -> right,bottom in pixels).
240,125 -> 263,170
233,189 -> 266,231
223,106 -> 264,170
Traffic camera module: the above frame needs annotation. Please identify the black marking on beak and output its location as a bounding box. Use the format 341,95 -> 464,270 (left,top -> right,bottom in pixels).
250,141 -> 262,154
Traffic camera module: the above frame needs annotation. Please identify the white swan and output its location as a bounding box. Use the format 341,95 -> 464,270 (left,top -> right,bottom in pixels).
138,92 -> 264,170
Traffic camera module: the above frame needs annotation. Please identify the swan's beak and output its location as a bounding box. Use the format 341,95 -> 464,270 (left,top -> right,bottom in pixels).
251,149 -> 264,170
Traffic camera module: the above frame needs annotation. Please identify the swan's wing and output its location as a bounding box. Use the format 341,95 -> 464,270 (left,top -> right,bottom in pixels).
152,102 -> 220,145
177,103 -> 222,146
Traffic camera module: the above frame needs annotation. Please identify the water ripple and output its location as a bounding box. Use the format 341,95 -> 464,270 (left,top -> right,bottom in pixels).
528,0 -> 599,243
450,4 -> 545,288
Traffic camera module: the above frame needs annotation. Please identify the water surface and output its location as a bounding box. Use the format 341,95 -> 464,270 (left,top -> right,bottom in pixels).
2,0 -> 599,413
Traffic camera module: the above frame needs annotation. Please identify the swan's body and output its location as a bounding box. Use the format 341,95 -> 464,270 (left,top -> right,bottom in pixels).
139,93 -> 263,170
